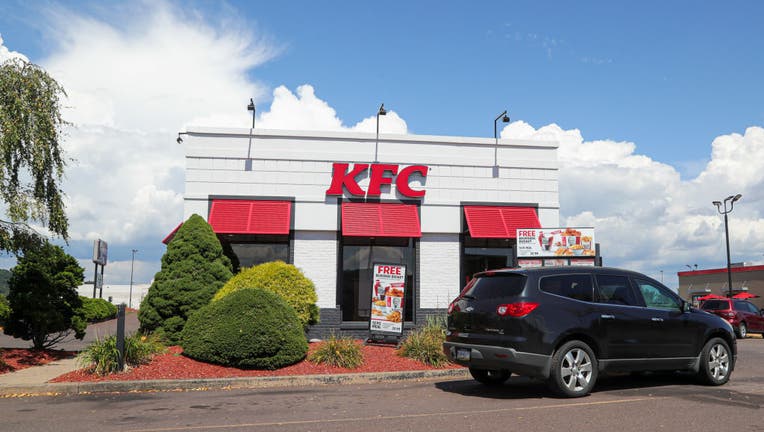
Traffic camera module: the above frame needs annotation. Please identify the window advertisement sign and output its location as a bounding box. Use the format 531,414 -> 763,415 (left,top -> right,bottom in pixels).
369,263 -> 406,335
517,228 -> 595,258
517,259 -> 543,268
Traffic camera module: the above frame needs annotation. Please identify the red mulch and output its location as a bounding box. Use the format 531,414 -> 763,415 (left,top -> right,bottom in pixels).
0,349 -> 77,374
51,342 -> 462,383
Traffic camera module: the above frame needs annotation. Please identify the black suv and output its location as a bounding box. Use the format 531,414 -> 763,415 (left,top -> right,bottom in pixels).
443,266 -> 737,397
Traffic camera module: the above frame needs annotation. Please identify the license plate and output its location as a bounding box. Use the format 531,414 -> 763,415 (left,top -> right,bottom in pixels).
456,348 -> 471,361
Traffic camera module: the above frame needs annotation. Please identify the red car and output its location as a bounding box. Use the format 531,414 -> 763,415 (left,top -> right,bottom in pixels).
700,299 -> 764,338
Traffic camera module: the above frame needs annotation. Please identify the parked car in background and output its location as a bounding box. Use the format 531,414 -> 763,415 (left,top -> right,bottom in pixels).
700,298 -> 764,338
443,266 -> 737,397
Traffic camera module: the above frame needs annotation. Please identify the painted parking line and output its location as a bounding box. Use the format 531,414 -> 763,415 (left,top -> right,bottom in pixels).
126,396 -> 662,432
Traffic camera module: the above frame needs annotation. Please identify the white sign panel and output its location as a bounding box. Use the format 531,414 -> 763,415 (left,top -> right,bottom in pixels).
517,228 -> 595,258
369,263 -> 406,335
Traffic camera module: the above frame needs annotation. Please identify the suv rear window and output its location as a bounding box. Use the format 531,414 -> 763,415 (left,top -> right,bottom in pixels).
540,274 -> 594,302
702,300 -> 730,310
463,274 -> 527,300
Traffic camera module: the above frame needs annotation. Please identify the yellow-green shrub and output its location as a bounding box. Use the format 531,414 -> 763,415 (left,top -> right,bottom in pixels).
213,261 -> 319,329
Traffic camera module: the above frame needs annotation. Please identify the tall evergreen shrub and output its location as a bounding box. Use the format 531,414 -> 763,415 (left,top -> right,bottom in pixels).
138,214 -> 233,343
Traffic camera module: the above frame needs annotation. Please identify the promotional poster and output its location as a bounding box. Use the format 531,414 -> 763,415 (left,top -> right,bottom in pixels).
369,263 -> 406,335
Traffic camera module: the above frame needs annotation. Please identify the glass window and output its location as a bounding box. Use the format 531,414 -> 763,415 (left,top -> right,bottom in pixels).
219,234 -> 290,272
702,300 -> 729,310
463,274 -> 527,300
540,274 -> 594,302
634,278 -> 680,310
595,274 -> 639,306
340,237 -> 415,322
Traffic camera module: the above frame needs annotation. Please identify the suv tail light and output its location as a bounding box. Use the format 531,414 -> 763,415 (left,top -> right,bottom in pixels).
497,302 -> 539,317
447,301 -> 460,314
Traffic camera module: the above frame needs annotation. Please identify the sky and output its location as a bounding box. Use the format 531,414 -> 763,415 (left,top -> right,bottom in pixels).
0,0 -> 762,289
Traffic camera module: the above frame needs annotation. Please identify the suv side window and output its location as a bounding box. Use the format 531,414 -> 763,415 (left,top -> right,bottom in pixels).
539,274 -> 594,302
633,278 -> 680,310
595,274 -> 639,306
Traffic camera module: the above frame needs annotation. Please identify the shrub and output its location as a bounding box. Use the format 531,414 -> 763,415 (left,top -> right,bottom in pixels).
308,334 -> 364,369
0,295 -> 10,326
213,261 -> 319,329
398,314 -> 449,367
139,214 -> 233,344
181,288 -> 308,369
78,333 -> 165,376
76,297 -> 117,322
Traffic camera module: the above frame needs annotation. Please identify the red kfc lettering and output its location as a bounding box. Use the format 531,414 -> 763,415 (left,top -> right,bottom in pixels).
325,163 -> 369,196
326,162 -> 428,198
395,165 -> 427,198
366,164 -> 398,196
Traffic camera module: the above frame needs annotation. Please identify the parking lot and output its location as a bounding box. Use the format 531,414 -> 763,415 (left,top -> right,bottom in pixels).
1,337 -> 762,431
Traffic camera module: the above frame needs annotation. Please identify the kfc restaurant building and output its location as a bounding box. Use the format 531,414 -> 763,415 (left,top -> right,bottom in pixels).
180,127 -> 559,337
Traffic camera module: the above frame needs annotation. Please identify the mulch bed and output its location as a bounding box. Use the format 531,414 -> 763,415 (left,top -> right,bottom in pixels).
0,349 -> 77,374
52,342 -> 462,383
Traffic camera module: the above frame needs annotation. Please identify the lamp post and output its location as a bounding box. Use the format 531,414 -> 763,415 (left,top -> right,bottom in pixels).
374,103 -> 387,163
493,110 -> 510,177
713,194 -> 742,297
247,98 -> 256,129
129,249 -> 137,309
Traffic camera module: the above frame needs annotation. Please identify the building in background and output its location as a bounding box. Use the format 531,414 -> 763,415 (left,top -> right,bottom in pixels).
77,284 -> 151,309
176,127 -> 560,338
678,263 -> 764,308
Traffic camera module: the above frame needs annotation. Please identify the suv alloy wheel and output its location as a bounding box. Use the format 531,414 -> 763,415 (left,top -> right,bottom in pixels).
548,340 -> 598,398
698,337 -> 732,385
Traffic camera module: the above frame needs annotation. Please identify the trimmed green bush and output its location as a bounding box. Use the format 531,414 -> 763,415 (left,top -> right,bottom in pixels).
181,288 -> 308,369
0,295 -> 10,326
398,314 -> 449,367
308,334 -> 363,369
78,333 -> 166,376
139,214 -> 233,344
76,297 -> 117,323
213,261 -> 319,329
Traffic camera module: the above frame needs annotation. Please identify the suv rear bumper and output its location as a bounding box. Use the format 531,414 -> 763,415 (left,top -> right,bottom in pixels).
443,341 -> 552,379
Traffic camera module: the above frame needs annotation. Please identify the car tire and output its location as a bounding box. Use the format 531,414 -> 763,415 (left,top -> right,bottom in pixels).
697,337 -> 732,386
547,340 -> 598,398
469,368 -> 510,385
736,322 -> 747,339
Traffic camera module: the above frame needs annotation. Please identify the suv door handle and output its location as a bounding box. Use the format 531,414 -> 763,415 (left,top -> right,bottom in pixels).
601,314 -> 615,320
651,317 -> 664,322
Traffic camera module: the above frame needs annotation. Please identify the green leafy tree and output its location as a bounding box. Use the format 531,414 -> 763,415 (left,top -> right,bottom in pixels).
139,214 -> 233,344
3,242 -> 85,349
0,269 -> 11,295
0,58 -> 70,252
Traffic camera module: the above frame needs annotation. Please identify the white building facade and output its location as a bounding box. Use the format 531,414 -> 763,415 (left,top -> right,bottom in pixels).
181,127 -> 559,337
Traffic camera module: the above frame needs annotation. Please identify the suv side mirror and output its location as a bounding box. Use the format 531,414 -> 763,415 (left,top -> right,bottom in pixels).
682,301 -> 692,313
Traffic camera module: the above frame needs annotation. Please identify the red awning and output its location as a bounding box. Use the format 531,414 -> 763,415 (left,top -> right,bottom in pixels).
162,222 -> 183,245
341,202 -> 421,237
208,199 -> 292,234
464,206 -> 541,238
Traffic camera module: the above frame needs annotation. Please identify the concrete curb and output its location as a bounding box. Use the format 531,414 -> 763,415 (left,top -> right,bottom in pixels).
0,368 -> 470,398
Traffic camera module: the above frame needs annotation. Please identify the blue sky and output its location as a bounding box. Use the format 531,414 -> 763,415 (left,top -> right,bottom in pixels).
0,1 -> 763,288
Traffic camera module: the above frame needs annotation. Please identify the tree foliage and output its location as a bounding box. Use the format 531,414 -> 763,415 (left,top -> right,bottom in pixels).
138,214 -> 233,344
3,242 -> 85,349
0,58 -> 70,252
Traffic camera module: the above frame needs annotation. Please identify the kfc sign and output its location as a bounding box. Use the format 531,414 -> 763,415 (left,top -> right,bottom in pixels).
325,163 -> 428,198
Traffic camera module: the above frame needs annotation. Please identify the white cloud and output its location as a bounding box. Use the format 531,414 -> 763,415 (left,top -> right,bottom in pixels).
503,121 -> 764,281
0,34 -> 28,63
257,84 -> 408,134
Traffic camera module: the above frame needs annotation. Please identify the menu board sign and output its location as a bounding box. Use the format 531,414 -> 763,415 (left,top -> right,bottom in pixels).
517,228 -> 595,258
369,263 -> 406,335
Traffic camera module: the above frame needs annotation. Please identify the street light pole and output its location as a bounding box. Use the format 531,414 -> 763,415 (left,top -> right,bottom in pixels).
713,194 -> 742,298
129,249 -> 137,309
493,110 -> 510,178
374,103 -> 386,163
